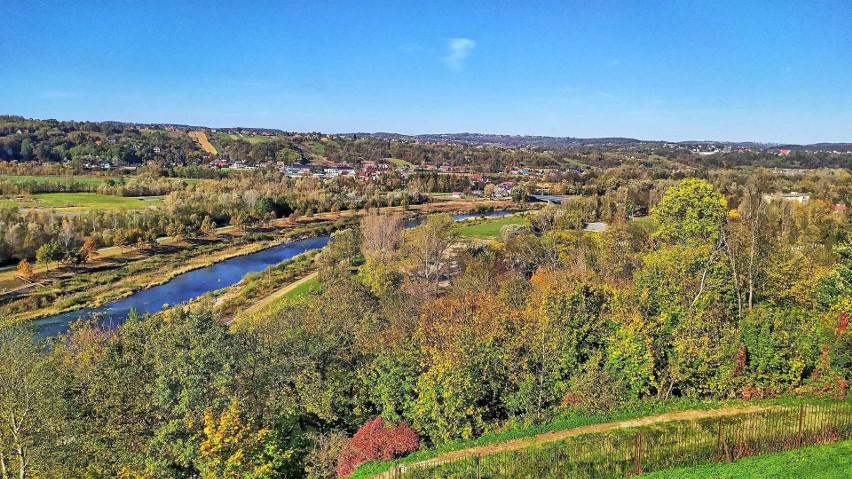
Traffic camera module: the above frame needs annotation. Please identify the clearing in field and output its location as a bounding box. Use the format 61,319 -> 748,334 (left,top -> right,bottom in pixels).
188,130 -> 218,155
0,192 -> 164,211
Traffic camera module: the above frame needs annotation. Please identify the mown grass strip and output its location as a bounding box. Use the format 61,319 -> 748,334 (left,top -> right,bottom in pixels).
642,439 -> 852,479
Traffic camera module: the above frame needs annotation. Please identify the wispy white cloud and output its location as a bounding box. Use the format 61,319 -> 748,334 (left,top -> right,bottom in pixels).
443,38 -> 476,71
597,91 -> 615,100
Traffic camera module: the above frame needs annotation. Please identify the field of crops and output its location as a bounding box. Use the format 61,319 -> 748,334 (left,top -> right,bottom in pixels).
188,130 -> 218,154
393,401 -> 852,479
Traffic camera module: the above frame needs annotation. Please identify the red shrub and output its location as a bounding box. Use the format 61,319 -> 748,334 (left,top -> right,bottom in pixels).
336,417 -> 420,477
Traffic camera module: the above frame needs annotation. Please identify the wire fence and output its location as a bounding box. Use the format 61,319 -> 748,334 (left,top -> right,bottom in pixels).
381,402 -> 852,479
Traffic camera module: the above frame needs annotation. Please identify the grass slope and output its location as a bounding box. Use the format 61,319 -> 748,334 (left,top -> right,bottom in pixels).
282,274 -> 321,298
643,440 -> 852,479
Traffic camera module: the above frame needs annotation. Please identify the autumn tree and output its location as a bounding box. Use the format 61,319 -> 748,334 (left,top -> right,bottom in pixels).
200,215 -> 217,237
360,210 -> 403,263
16,260 -> 33,280
483,183 -> 495,199
198,400 -> 282,479
79,236 -> 99,263
230,212 -> 247,232
166,222 -> 186,243
402,214 -> 460,296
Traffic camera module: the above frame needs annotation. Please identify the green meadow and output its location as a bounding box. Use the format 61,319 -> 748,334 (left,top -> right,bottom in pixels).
0,175 -> 107,185
643,440 -> 852,479
460,214 -> 526,238
0,192 -> 164,211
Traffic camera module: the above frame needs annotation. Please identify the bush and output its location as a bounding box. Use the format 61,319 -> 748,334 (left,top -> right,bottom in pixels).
337,417 -> 420,477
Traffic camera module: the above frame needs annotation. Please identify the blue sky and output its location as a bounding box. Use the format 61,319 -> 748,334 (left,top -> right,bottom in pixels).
1,0 -> 851,143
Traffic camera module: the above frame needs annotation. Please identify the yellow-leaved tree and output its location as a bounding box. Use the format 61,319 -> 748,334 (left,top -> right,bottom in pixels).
198,400 -> 285,479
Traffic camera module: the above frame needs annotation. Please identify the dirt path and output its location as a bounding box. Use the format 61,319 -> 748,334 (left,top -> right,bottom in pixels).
401,404 -> 772,472
238,271 -> 318,318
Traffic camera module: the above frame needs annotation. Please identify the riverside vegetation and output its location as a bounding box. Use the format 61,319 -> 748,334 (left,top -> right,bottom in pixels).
1,175 -> 851,478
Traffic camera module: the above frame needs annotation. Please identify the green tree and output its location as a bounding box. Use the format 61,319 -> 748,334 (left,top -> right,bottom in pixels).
35,241 -> 62,272
652,178 -> 727,245
510,183 -> 529,203
0,324 -> 56,479
322,228 -> 362,268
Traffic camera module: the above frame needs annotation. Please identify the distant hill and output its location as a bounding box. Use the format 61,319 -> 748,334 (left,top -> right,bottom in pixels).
351,132 -> 645,148
348,132 -> 851,151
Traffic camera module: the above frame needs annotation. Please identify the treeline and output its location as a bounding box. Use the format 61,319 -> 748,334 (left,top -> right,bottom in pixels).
4,116 -> 852,174
0,173 -> 188,197
690,149 -> 852,170
0,116 -> 208,166
0,172 -> 425,265
2,178 -> 851,478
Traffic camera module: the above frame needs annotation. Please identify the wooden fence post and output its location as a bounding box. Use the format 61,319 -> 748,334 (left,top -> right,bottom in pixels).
797,403 -> 805,448
716,416 -> 723,460
555,448 -> 560,477
634,430 -> 643,475
476,454 -> 481,479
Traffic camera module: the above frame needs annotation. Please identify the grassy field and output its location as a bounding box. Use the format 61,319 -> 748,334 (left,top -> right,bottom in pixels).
0,175 -> 107,185
282,274 -> 321,298
460,215 -> 526,238
188,130 -> 218,155
0,193 -> 164,211
310,141 -> 326,154
643,440 -> 852,479
221,133 -> 277,144
386,157 -> 413,167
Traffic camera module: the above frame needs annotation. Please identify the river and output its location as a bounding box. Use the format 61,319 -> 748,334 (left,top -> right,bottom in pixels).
34,210 -> 514,337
